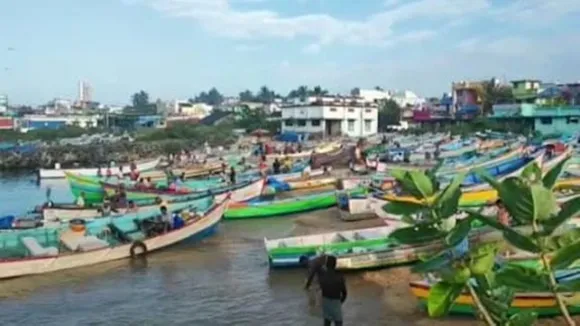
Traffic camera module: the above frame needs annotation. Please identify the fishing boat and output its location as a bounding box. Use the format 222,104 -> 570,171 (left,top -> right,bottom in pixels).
311,146 -> 351,168
41,178 -> 264,224
268,177 -> 337,192
379,178 -> 580,207
264,223 -> 507,270
223,188 -> 362,220
436,145 -> 523,176
409,270 -> 580,317
0,197 -> 229,279
38,157 -> 161,179
441,149 -> 544,191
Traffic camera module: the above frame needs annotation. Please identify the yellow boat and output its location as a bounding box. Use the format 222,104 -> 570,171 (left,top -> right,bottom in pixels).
382,178 -> 580,207
286,177 -> 337,191
409,280 -> 580,316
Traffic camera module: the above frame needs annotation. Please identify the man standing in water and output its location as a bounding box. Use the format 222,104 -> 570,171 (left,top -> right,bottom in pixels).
304,255 -> 347,326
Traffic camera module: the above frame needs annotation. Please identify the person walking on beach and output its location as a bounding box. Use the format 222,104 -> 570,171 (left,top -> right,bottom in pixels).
304,255 -> 347,326
302,254 -> 327,308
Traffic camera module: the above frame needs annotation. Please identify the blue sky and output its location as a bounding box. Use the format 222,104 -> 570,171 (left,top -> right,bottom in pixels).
1,0 -> 579,105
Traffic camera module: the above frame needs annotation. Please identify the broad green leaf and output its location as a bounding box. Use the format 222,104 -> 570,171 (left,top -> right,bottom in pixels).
474,272 -> 496,292
550,239 -> 580,269
389,223 -> 445,245
543,156 -> 571,189
468,243 -> 498,275
543,228 -> 580,252
467,210 -> 515,234
390,169 -> 407,183
382,201 -> 424,217
411,250 -> 449,273
541,197 -> 580,234
502,228 -> 541,253
440,266 -> 471,284
435,189 -> 461,220
427,281 -> 464,317
445,217 -> 472,247
507,311 -> 538,326
521,162 -> 542,184
434,172 -> 467,208
495,265 -> 550,291
500,178 -> 558,222
406,170 -> 435,199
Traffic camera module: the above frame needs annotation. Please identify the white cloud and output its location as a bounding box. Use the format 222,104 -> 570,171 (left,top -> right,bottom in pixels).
131,0 -> 491,49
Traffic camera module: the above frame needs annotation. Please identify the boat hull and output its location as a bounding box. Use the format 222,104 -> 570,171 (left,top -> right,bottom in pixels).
0,199 -> 228,279
39,158 -> 161,179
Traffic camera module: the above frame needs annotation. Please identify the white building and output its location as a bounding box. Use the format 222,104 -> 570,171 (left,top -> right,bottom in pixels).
0,95 -> 7,114
357,89 -> 391,103
391,90 -> 425,108
281,96 -> 378,138
170,100 -> 212,119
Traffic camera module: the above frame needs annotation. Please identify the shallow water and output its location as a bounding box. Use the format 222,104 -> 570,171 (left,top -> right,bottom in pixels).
0,174 -> 400,326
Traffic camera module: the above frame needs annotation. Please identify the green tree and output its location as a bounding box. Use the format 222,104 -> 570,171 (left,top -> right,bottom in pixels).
131,90 -> 150,109
480,78 -> 514,116
194,87 -> 224,106
234,106 -> 278,133
312,85 -> 328,96
239,90 -> 255,102
378,99 -> 402,129
350,87 -> 360,96
256,86 -> 276,103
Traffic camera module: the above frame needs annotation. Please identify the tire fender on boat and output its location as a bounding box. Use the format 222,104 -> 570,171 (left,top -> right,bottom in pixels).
130,241 -> 148,258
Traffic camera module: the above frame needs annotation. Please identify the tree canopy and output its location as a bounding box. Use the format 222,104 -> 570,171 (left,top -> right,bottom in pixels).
191,87 -> 224,106
131,90 -> 150,109
378,99 -> 402,130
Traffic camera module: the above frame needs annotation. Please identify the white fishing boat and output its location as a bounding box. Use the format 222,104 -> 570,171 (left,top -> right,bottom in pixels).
38,157 -> 161,179
0,197 -> 229,279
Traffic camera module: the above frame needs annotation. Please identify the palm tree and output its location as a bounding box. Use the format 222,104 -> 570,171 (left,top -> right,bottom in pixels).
479,78 -> 514,116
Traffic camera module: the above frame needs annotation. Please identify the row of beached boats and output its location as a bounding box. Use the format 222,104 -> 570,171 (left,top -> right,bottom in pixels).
4,132 -> 580,319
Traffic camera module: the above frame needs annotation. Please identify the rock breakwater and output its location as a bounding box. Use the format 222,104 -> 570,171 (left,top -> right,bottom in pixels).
0,140 -> 193,170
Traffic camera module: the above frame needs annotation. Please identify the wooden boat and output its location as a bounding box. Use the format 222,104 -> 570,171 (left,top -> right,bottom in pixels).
106,177 -> 265,203
264,223 -> 508,270
380,178 -> 580,207
137,163 -> 225,181
0,197 -> 229,279
223,188 -> 363,220
409,271 -> 580,317
38,157 -> 161,179
42,178 -> 264,224
436,145 -> 523,176
311,146 -> 351,169
453,149 -> 544,191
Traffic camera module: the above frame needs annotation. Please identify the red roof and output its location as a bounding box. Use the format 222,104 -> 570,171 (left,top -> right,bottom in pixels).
0,117 -> 13,129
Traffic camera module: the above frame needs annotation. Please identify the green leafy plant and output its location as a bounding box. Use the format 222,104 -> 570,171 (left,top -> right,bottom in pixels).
379,156 -> 580,325
469,156 -> 580,326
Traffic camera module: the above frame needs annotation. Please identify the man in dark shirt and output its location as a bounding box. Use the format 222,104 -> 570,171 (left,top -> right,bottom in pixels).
304,255 -> 347,326
229,166 -> 236,184
272,158 -> 281,175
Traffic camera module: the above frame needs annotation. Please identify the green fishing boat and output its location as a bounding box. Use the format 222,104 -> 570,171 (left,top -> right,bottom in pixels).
224,188 -> 366,220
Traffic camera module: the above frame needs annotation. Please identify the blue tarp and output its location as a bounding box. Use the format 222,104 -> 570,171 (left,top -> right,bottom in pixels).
0,215 -> 14,229
276,132 -> 309,143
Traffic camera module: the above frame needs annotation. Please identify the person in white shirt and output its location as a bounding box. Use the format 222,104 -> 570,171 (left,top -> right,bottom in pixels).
76,192 -> 86,208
